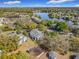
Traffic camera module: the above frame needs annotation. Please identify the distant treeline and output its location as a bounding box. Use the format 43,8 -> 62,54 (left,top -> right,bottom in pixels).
0,7 -> 79,13
0,8 -> 33,13
30,7 -> 79,12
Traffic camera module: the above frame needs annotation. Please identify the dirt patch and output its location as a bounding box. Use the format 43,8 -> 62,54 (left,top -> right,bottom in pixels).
27,47 -> 43,56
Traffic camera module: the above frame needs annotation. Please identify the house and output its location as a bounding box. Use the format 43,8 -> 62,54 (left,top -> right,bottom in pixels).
30,29 -> 44,40
72,25 -> 79,29
75,55 -> 79,59
7,32 -> 28,45
31,16 -> 42,23
67,21 -> 73,28
0,18 -> 4,26
0,50 -> 2,55
52,18 -> 58,21
48,51 -> 57,59
18,34 -> 28,45
70,54 -> 79,59
8,31 -> 17,36
19,14 -> 29,18
0,17 -> 10,26
4,12 -> 19,18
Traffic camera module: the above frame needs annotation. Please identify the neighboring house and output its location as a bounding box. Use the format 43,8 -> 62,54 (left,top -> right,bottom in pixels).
0,50 -> 2,55
30,29 -> 44,40
0,17 -> 10,26
52,18 -> 58,21
67,21 -> 73,28
72,25 -> 79,29
18,34 -> 28,45
7,32 -> 28,45
19,14 -> 29,18
75,55 -> 79,59
48,51 -> 57,59
0,18 -> 4,26
31,16 -> 42,23
66,32 -> 74,38
67,20 -> 79,29
8,31 -> 16,36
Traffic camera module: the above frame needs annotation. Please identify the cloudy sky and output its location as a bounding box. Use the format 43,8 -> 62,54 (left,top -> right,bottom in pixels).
0,0 -> 79,7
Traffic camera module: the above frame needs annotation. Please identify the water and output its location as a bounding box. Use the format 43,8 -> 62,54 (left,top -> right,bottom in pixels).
34,13 -> 64,21
34,12 -> 74,27
34,13 -> 52,20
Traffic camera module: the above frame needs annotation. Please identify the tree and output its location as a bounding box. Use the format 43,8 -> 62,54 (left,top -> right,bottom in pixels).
1,25 -> 13,31
14,17 -> 37,32
46,20 -> 54,28
27,22 -> 37,31
37,24 -> 47,31
1,53 -> 8,59
38,36 -> 70,54
73,20 -> 78,25
45,31 -> 58,38
40,20 -> 55,28
40,20 -> 48,26
1,52 -> 30,59
63,17 -> 70,21
9,54 -> 16,59
55,22 -> 69,32
48,12 -> 53,18
72,29 -> 79,37
16,52 -> 30,59
69,38 -> 79,52
0,34 -> 19,52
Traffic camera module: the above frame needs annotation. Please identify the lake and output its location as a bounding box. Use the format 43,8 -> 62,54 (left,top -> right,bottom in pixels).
34,13 -> 64,21
34,13 -> 74,27
34,13 -> 52,20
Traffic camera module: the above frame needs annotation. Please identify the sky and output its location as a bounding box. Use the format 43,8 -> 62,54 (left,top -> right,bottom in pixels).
0,0 -> 79,7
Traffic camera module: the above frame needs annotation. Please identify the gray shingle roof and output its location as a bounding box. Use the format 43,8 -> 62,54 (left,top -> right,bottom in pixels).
30,29 -> 44,40
48,51 -> 57,59
18,34 -> 28,45
75,55 -> 79,59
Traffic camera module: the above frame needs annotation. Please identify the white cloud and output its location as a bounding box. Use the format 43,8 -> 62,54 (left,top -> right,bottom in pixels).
47,0 -> 73,4
26,4 -> 61,7
3,1 -> 21,5
75,4 -> 79,7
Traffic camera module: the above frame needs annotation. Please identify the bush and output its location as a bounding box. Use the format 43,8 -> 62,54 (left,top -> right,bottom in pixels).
0,34 -> 19,52
69,38 -> 79,52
